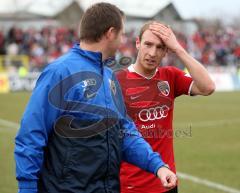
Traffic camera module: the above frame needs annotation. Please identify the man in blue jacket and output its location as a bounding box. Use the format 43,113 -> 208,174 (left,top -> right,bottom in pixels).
14,3 -> 177,193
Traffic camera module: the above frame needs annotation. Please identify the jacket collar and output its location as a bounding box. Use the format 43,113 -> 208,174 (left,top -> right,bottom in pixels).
72,43 -> 103,64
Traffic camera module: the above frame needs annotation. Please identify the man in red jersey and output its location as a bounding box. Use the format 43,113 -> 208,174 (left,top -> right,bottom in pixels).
116,21 -> 215,193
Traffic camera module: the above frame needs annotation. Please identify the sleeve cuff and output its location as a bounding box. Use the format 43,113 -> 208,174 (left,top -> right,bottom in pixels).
148,156 -> 165,176
18,180 -> 37,189
154,164 -> 171,177
18,189 -> 37,193
188,81 -> 194,96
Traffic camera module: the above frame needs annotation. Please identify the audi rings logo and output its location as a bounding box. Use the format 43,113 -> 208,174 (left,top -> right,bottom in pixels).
138,105 -> 170,122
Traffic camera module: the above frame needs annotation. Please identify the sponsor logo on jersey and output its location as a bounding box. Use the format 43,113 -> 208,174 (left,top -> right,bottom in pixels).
141,123 -> 156,129
138,105 -> 170,122
130,95 -> 141,100
82,78 -> 96,88
82,78 -> 97,99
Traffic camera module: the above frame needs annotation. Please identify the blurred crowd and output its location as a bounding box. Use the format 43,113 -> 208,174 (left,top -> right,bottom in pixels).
0,26 -> 240,71
0,26 -> 78,71
120,28 -> 240,69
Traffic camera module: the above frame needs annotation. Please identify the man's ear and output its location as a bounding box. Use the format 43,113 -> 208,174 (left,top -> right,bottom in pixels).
105,27 -> 116,40
136,37 -> 140,50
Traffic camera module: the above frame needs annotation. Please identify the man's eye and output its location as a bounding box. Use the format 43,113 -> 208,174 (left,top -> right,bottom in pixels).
157,46 -> 165,50
145,43 -> 151,47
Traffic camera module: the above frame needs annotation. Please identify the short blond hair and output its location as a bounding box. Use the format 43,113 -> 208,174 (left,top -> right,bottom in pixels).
138,21 -> 155,41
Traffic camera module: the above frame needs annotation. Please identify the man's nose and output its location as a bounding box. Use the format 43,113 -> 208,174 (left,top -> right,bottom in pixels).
148,47 -> 157,57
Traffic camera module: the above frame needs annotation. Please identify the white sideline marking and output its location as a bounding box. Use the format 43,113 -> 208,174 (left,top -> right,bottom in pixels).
176,118 -> 240,128
0,118 -> 19,129
178,172 -> 240,193
1,118 -> 240,192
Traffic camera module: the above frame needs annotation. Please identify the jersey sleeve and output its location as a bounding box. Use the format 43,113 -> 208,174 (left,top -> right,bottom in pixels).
171,67 -> 193,97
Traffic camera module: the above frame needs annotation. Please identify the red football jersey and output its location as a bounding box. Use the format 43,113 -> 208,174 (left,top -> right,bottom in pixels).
116,64 -> 193,193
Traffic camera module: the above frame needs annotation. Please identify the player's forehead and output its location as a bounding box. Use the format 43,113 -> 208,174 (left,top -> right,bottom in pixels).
141,29 -> 163,45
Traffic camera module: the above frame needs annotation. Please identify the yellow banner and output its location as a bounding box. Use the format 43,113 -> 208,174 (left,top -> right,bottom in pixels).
0,73 -> 10,93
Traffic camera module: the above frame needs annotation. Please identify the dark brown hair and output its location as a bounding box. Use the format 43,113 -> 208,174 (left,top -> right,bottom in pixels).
79,2 -> 124,42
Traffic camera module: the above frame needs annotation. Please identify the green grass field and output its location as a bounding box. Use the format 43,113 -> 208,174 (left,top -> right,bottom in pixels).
0,91 -> 240,193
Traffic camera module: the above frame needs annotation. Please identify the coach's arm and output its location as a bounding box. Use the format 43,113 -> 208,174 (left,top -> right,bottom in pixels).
14,68 -> 61,193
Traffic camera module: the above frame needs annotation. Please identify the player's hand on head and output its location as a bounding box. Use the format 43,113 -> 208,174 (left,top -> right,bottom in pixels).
149,22 -> 184,53
157,166 -> 177,190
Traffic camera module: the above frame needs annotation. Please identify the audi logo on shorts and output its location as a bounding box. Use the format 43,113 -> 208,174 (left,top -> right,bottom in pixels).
138,105 -> 170,122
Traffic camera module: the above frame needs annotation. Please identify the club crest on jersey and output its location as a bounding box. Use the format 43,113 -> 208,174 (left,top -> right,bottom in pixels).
157,81 -> 170,96
109,79 -> 116,95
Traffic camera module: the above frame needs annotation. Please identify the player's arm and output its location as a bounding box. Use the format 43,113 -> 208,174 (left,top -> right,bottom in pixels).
121,115 -> 177,189
14,68 -> 61,193
173,48 -> 215,96
149,22 -> 215,96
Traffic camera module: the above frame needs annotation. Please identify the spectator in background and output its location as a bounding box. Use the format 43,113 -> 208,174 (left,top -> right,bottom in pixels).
1,21 -> 240,70
0,30 -> 5,54
6,41 -> 19,55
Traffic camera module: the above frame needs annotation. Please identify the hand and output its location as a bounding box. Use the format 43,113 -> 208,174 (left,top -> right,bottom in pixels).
149,22 -> 184,53
157,166 -> 177,190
